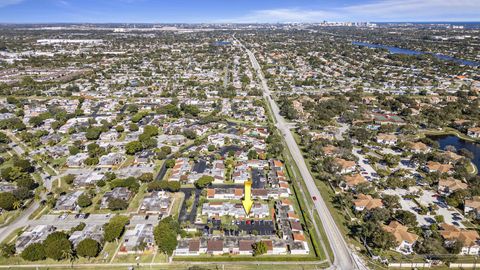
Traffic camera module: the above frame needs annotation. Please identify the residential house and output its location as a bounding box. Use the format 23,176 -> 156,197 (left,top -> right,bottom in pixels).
120,224 -> 155,254
140,191 -> 172,215
334,158 -> 356,174
468,127 -> 480,138
438,178 -> 468,195
54,191 -> 83,212
341,174 -> 367,190
100,187 -> 133,209
376,133 -> 397,146
425,161 -> 453,174
207,239 -> 225,255
407,142 -> 430,153
66,153 -> 89,167
69,225 -> 103,247
382,221 -> 418,255
353,194 -> 383,211
465,196 -> 480,219
98,152 -> 124,167
440,223 -> 480,255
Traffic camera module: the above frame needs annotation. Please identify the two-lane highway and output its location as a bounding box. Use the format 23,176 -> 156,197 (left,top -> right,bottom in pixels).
237,37 -> 367,270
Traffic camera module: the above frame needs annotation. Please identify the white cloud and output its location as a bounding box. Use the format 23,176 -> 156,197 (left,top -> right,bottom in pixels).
227,0 -> 480,22
0,0 -> 23,8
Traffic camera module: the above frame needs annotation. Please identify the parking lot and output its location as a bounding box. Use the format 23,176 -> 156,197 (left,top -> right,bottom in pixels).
236,219 -> 275,235
383,188 -> 466,228
352,147 -> 378,181
31,213 -> 112,230
205,218 -> 275,236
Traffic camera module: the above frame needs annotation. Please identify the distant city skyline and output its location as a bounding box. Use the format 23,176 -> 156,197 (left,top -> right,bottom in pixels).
0,0 -> 479,23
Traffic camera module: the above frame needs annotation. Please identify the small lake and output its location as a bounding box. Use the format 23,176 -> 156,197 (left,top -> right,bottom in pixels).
352,41 -> 480,67
430,135 -> 480,175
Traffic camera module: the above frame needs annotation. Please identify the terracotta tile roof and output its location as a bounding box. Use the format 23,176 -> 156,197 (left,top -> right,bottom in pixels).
440,223 -> 480,247
442,151 -> 463,161
322,145 -> 339,155
468,127 -> 480,134
234,188 -> 244,197
465,196 -> 480,211
439,177 -> 468,191
279,182 -> 289,189
427,161 -> 453,173
344,174 -> 367,187
382,221 -> 418,245
293,232 -> 306,242
273,160 -> 284,168
408,142 -> 429,151
281,198 -> 292,205
334,158 -> 356,169
290,220 -> 303,231
353,194 -> 383,210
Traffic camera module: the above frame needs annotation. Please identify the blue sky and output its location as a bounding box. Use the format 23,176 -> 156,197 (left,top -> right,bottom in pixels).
0,0 -> 478,23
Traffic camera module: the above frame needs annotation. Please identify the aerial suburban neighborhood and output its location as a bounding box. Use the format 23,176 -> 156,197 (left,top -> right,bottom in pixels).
0,1 -> 479,270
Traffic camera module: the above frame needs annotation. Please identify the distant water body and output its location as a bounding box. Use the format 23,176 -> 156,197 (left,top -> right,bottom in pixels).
352,41 -> 480,67
430,135 -> 480,175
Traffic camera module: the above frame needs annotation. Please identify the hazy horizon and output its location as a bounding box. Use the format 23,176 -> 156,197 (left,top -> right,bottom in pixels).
0,0 -> 478,23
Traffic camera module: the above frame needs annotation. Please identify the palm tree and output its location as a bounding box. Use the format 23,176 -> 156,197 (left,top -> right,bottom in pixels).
12,201 -> 21,210
62,248 -> 77,268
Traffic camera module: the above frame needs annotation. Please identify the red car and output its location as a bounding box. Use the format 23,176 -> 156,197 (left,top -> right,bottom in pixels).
312,196 -> 317,201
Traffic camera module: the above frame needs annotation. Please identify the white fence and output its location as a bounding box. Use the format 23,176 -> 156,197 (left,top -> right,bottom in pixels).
449,263 -> 480,268
388,262 -> 432,268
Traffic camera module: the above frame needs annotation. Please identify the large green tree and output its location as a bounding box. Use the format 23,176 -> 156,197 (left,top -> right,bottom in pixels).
103,215 -> 129,242
154,216 -> 179,256
0,192 -> 16,211
76,238 -> 100,258
21,243 -> 46,261
252,241 -> 267,256
43,231 -> 72,261
194,175 -> 214,189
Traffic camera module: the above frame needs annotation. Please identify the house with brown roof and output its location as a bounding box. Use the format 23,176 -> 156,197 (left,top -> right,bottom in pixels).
407,142 -> 430,154
341,174 -> 367,191
262,239 -> 288,255
173,239 -> 200,256
468,127 -> 480,138
440,223 -> 480,255
353,194 -> 383,212
438,177 -> 468,195
425,161 -> 453,174
441,151 -> 464,163
322,145 -> 339,156
207,239 -> 225,255
334,158 -> 356,174
382,221 -> 418,255
238,240 -> 255,255
464,196 -> 480,220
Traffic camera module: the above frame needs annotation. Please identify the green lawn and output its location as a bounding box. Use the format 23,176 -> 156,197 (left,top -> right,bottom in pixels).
127,184 -> 147,213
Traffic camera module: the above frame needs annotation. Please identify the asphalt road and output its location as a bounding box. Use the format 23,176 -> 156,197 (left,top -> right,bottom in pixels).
0,200 -> 39,243
237,38 -> 367,270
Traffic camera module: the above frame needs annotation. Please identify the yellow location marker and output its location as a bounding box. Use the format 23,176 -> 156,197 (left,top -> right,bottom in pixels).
242,180 -> 253,215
